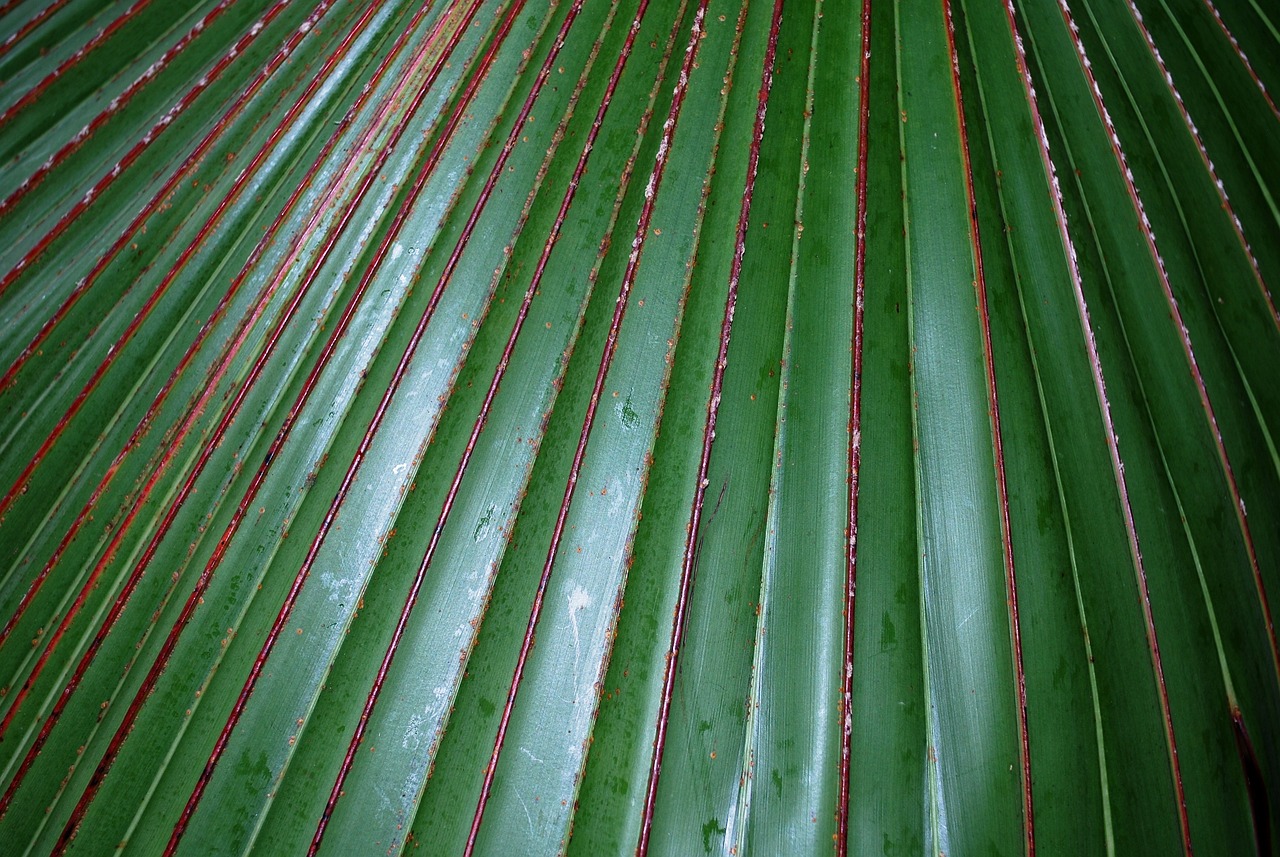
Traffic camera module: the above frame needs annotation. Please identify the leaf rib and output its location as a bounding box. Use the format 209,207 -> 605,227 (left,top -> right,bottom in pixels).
838,0 -> 872,851
942,0 -> 1035,848
1031,2 -> 1199,850
0,0 -> 392,682
462,2 -> 713,849
302,0 -> 618,845
0,0 -> 156,131
0,0 -> 481,789
0,0 -> 73,61
1199,0 -> 1280,120
150,2 -> 538,851
0,0 -> 300,291
1116,0 -> 1280,677
635,2 -> 782,852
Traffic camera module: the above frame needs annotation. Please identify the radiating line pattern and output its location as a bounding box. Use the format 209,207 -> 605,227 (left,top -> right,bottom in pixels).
0,0 -> 1277,854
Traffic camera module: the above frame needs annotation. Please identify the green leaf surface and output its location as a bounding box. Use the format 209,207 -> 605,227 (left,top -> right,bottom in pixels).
1,0 -> 1278,854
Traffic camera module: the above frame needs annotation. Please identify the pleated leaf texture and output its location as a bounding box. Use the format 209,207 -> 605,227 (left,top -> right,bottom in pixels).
1,0 -> 1279,853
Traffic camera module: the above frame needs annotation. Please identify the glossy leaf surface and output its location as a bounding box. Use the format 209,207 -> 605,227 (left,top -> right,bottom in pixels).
0,0 -> 1277,854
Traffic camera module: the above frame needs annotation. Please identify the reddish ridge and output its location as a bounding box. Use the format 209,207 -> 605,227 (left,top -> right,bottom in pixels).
0,0 -> 295,297
39,0 -> 495,848
0,0 -> 30,20
635,1 -> 782,853
0,0 -> 303,392
1230,707 -> 1272,854
307,0 -> 645,848
942,0 -> 1034,850
463,2 -> 712,852
0,0 -> 71,61
0,0 -> 237,218
43,1 -> 499,845
838,0 -> 873,852
0,0 -> 395,657
1125,0 -> 1279,334
0,0 -> 346,741
0,0 -> 155,130
0,0 -> 469,751
1200,0 -> 1280,122
1122,0 -> 1280,679
157,3 -> 537,852
1055,0 -> 1192,851
0,0 -> 481,825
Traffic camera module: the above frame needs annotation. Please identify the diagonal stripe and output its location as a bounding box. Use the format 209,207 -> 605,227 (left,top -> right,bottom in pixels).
307,0 -> 646,849
635,0 -> 783,851
942,0 -> 1035,849
462,2 -> 713,850
838,0 -> 873,851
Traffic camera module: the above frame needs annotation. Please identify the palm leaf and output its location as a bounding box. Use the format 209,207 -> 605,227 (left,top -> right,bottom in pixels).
0,0 -> 1276,853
